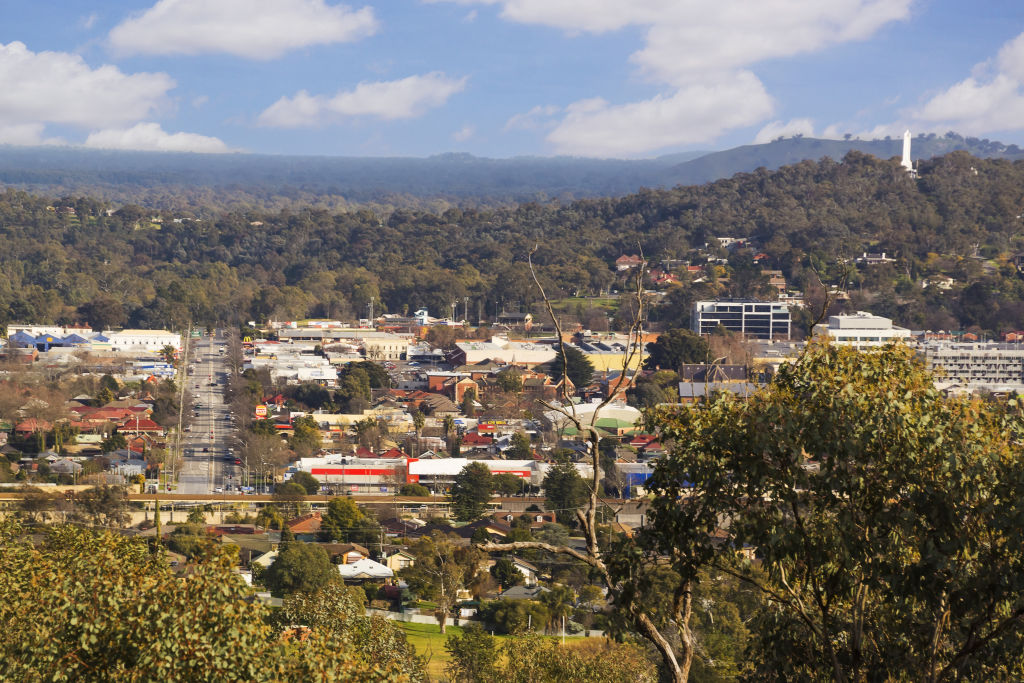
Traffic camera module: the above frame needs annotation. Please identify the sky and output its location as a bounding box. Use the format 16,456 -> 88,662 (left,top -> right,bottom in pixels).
0,0 -> 1023,158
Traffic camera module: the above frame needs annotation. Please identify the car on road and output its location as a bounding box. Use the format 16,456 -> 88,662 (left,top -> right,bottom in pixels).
214,487 -> 223,493
203,447 -> 209,452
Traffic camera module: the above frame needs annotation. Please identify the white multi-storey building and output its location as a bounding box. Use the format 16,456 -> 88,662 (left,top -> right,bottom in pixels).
812,312 -> 910,349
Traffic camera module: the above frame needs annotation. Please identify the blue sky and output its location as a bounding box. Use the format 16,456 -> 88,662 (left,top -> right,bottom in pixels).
0,0 -> 1022,158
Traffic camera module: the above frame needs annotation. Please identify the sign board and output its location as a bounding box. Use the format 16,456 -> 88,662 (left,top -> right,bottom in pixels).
350,485 -> 359,492
254,404 -> 268,418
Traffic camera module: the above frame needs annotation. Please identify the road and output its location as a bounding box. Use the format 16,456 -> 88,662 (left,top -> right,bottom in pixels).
177,331 -> 240,494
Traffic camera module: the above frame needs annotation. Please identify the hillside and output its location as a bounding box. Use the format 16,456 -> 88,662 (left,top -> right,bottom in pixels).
0,133 -> 1020,209
1,149 -> 1024,339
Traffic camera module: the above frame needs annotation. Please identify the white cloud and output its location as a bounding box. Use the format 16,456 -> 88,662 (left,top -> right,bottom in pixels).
547,71 -> 773,157
81,13 -> 98,29
433,1 -> 911,83
429,0 -> 910,155
877,31 -> 1024,136
0,123 -> 64,146
109,0 -> 378,60
192,95 -> 209,108
0,41 -> 174,130
258,72 -> 467,127
503,104 -> 560,131
754,118 -> 816,143
452,124 -> 475,141
84,122 -> 230,153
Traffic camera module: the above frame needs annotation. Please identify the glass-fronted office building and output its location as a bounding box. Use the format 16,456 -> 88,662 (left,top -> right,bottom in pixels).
691,299 -> 791,340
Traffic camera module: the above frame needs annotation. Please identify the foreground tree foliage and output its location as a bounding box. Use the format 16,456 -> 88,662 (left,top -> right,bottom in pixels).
0,522 -> 406,681
446,627 -> 657,683
640,342 -> 1024,681
280,582 -> 425,681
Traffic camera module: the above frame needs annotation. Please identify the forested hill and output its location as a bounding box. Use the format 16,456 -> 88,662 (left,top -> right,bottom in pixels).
0,132 -> 1020,210
2,149 -> 1024,336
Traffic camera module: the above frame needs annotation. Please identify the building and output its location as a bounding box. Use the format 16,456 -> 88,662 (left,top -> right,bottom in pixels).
691,299 -> 791,340
450,337 -> 556,366
919,342 -> 1024,392
812,312 -> 911,348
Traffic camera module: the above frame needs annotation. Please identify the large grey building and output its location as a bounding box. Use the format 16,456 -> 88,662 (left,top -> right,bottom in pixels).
918,342 -> 1024,390
691,299 -> 791,340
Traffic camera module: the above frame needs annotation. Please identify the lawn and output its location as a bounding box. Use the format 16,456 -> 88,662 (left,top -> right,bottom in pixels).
399,621 -> 464,679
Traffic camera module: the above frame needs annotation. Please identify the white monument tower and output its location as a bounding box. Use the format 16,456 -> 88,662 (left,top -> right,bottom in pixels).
901,130 -> 917,177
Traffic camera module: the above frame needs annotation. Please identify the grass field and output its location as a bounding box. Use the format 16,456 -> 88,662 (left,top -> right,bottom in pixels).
399,621 -> 463,679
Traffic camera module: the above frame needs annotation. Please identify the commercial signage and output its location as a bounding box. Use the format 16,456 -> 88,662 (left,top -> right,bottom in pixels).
254,404 -> 268,418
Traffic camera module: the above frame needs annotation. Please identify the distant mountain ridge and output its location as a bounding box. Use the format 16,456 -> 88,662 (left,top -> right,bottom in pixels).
0,133 -> 1019,208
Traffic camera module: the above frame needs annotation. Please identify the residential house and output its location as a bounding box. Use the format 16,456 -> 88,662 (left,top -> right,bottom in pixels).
614,254 -> 644,271
337,558 -> 394,582
383,549 -> 416,573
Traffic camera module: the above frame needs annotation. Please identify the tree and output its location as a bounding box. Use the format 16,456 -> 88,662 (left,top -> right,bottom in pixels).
166,522 -> 217,560
547,344 -> 594,389
100,430 -> 127,453
401,532 -> 482,633
263,541 -> 336,596
450,461 -> 493,521
493,472 -> 526,496
320,496 -> 380,546
411,410 -> 425,455
0,522 -> 399,681
72,485 -> 129,528
279,581 -> 425,681
491,557 -> 524,589
186,506 -> 206,525
460,387 -> 477,417
255,504 -> 283,530
400,483 -> 430,497
290,471 -> 321,496
507,431 -> 532,459
289,415 -> 322,457
496,367 -> 523,393
639,342 -> 1024,681
445,624 -> 500,682
643,328 -> 710,370
273,481 -> 307,517
543,457 -> 588,526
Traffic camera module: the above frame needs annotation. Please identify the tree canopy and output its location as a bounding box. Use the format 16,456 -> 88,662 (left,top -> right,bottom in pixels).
643,328 -> 710,370
639,342 -> 1024,681
0,521 -> 403,681
450,462 -> 494,522
548,345 -> 594,389
263,541 -> 337,596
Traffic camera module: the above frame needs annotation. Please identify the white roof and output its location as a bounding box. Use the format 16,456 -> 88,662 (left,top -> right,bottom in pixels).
408,458 -> 536,476
337,558 -> 394,580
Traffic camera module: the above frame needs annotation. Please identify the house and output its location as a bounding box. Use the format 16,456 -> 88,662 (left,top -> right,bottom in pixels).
678,382 -> 761,403
507,556 -> 539,586
383,549 -> 416,573
337,557 -> 394,582
49,458 -> 83,475
496,311 -> 534,329
328,543 -> 371,565
493,511 -> 556,529
284,512 -> 323,541
855,251 -> 895,265
615,254 -> 644,271
497,585 -> 549,601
